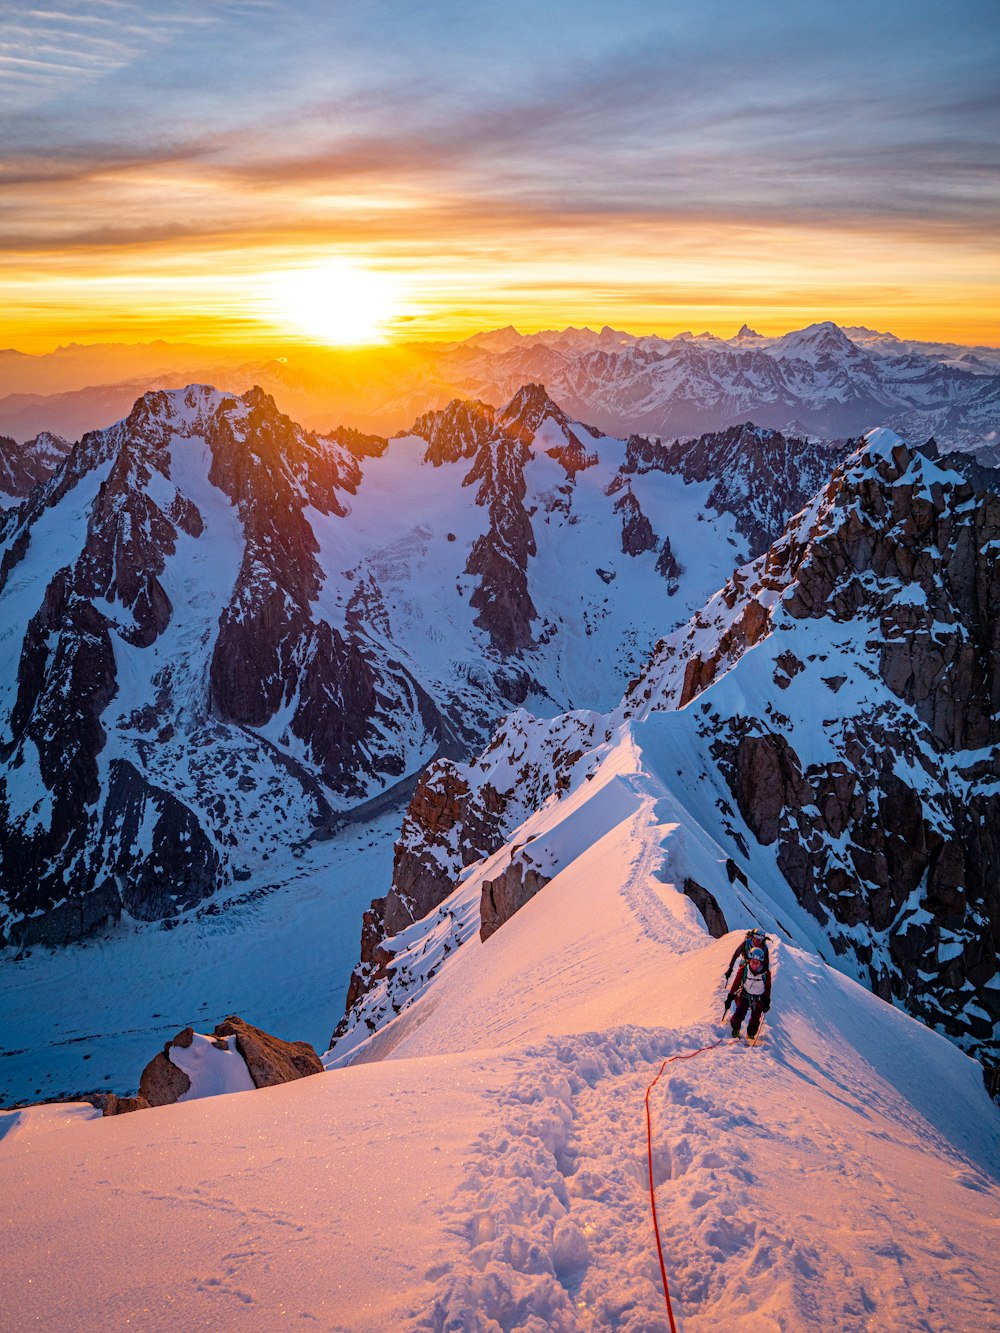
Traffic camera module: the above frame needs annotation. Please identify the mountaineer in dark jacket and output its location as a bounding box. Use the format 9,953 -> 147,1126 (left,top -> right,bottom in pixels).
725,947 -> 771,1040
724,927 -> 770,981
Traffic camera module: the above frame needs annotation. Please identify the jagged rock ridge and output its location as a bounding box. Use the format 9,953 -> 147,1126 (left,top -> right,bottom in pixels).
0,431 -> 71,507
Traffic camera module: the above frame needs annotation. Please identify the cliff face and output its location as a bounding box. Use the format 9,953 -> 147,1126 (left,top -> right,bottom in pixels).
332,431 -> 1000,1071
333,708 -> 600,1045
0,431 -> 71,507
630,431 -> 999,1060
613,421 -> 846,557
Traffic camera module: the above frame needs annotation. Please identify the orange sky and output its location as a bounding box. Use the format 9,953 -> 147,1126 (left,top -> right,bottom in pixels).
4,214 -> 998,354
2,1 -> 998,354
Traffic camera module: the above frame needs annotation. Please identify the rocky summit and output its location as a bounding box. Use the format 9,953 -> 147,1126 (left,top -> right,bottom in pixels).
0,431 -> 71,508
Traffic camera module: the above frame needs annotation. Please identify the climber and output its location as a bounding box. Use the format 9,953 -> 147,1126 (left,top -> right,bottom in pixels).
724,946 -> 771,1040
724,927 -> 769,981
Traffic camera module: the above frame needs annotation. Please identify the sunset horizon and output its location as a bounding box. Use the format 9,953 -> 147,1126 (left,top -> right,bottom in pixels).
4,231 -> 998,354
3,1 -> 997,357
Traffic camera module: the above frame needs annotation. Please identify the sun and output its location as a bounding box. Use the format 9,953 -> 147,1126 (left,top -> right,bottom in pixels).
266,260 -> 402,345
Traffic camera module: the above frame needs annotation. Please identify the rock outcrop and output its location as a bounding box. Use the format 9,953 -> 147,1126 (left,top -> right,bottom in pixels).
105,1015 -> 322,1114
214,1015 -> 324,1088
139,1034 -> 195,1107
683,878 -> 729,938
480,857 -> 552,941
614,487 -> 658,556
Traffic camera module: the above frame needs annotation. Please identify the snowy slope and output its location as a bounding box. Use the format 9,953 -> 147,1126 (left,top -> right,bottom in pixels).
334,428 -> 999,1072
1,728 -> 997,1331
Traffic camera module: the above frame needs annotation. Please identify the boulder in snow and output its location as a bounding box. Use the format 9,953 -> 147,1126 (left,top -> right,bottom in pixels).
213,1015 -> 324,1088
109,1016 -> 322,1114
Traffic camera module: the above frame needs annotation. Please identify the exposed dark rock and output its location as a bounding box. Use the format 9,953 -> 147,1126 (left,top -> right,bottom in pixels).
337,759 -> 502,1026
616,422 -> 848,557
683,877 -> 729,938
464,424 -> 538,655
207,389 -> 351,730
732,732 -> 812,847
138,1043 -> 193,1108
411,398 -> 495,465
708,437 -> 1000,1063
615,487 -> 657,555
480,858 -> 551,940
655,537 -> 682,593
103,1093 -> 152,1115
214,1015 -> 323,1087
99,760 -> 221,921
327,424 -> 388,459
0,431 -> 71,503
2,381 -> 600,948
2,570 -> 120,943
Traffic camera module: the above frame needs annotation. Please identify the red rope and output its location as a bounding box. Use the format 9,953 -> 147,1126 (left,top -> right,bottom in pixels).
644,1037 -> 725,1332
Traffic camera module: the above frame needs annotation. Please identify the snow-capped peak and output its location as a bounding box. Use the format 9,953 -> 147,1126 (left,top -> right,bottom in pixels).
859,424 -> 907,460
768,320 -> 862,363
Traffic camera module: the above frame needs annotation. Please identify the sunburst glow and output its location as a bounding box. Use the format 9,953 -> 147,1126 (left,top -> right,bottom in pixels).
266,261 -> 403,345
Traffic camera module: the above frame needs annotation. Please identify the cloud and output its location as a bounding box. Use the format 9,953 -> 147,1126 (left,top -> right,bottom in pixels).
0,0 -> 997,346
4,6 -> 997,254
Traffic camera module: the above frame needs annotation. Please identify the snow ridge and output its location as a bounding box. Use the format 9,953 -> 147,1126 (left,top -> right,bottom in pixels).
333,429 -> 1000,1069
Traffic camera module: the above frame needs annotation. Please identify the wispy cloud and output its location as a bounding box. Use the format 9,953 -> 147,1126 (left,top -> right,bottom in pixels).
0,0 -> 997,347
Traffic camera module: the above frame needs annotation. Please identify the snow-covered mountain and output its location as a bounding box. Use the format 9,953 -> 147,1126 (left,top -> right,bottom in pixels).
0,382 -> 835,954
439,322 -> 1000,453
334,430 -> 1000,1074
0,430 -> 70,508
2,321 -> 998,454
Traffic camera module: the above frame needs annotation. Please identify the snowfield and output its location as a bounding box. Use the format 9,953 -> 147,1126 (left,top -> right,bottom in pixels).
2,720 -> 997,1331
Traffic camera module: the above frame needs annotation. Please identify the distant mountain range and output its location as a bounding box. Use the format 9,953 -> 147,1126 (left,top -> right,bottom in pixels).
1,321 -> 998,456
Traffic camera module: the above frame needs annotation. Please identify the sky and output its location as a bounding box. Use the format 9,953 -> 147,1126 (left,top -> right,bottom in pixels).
1,0 -> 998,351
